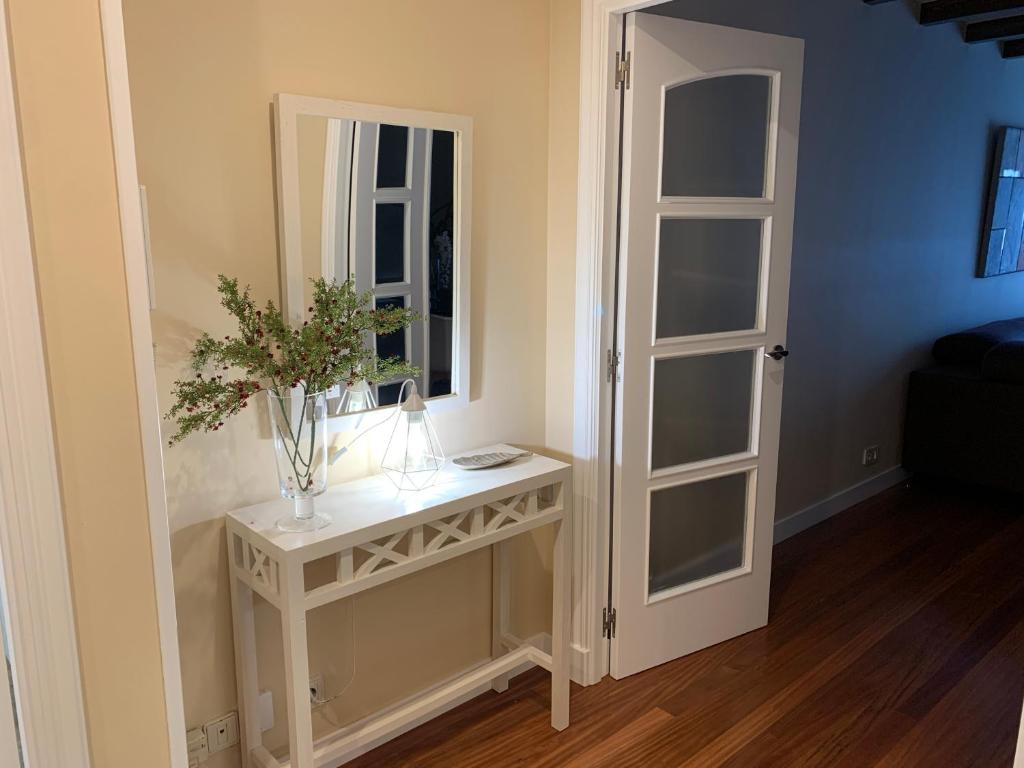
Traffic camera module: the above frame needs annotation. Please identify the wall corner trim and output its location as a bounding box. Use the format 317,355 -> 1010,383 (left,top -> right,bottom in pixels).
97,1 -> 189,765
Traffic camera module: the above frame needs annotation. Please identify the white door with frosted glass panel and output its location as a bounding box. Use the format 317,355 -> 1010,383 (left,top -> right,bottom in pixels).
611,14 -> 804,678
350,123 -> 429,403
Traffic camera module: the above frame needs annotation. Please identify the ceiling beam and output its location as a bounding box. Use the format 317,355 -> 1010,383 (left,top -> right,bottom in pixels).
918,0 -> 1024,25
1003,37 -> 1024,55
963,13 -> 1024,40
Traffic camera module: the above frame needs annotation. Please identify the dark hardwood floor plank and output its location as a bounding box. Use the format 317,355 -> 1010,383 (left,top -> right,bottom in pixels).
875,614 -> 1024,768
645,499 -> 1017,760
559,707 -> 674,768
720,516 -> 1024,766
342,483 -> 1024,768
344,677 -> 549,768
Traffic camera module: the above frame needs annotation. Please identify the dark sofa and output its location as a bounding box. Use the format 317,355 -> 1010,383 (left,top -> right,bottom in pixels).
903,318 -> 1024,493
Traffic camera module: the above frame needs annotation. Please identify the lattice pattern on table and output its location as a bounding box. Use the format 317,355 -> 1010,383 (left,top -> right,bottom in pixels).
324,482 -> 563,589
232,532 -> 280,596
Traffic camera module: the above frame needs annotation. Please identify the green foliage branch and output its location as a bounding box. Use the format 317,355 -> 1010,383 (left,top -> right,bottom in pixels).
165,275 -> 418,447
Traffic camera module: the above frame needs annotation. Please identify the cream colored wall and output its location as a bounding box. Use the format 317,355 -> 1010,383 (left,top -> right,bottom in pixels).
6,0 -> 172,766
122,0 -> 556,762
503,0 -> 584,656
545,0 -> 582,459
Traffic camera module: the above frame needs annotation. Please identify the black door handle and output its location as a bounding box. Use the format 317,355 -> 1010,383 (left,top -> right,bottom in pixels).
765,345 -> 789,361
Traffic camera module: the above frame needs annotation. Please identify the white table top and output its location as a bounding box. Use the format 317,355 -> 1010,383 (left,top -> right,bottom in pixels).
227,445 -> 570,556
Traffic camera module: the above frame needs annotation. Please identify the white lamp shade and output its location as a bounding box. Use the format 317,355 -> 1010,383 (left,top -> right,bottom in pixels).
381,382 -> 444,490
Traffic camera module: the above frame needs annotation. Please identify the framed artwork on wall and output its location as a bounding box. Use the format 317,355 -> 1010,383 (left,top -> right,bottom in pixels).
979,126 -> 1024,278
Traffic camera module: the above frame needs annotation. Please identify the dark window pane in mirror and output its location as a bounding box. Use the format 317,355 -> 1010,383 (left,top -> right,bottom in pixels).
656,218 -> 762,338
377,382 -> 404,407
428,130 -> 456,397
649,473 -> 747,596
662,75 -> 771,198
376,124 -> 409,188
375,203 -> 405,284
429,314 -> 452,397
651,351 -> 754,470
375,296 -> 407,362
429,131 -> 455,318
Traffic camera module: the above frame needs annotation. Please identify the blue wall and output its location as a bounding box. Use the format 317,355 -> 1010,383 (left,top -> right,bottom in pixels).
651,0 -> 1024,519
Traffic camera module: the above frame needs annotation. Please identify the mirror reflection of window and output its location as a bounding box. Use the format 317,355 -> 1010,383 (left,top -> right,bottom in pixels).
376,382 -> 405,408
295,115 -> 457,411
428,131 -> 455,397
375,124 -> 409,189
375,296 -> 407,361
374,203 -> 406,284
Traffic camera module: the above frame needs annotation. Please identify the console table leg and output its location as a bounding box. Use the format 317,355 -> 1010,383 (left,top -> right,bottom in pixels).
229,572 -> 263,765
551,516 -> 571,730
281,561 -> 314,767
491,540 -> 510,693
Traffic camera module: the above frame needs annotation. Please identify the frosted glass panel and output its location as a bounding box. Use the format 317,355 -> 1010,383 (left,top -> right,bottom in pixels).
661,74 -> 771,198
649,472 -> 748,596
651,351 -> 754,470
656,218 -> 762,338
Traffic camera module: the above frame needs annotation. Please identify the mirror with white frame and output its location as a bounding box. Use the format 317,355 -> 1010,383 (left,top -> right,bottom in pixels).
275,94 -> 471,419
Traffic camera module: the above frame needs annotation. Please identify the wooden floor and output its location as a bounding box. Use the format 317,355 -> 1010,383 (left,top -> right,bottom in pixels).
349,480 -> 1024,767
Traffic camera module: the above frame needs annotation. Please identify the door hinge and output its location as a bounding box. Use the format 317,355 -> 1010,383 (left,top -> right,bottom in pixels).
606,349 -> 622,383
614,51 -> 631,90
602,607 -> 617,639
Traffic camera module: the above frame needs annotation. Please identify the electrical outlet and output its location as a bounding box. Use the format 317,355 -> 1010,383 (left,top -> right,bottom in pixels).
186,727 -> 208,766
204,712 -> 239,755
309,673 -> 326,705
862,445 -> 880,466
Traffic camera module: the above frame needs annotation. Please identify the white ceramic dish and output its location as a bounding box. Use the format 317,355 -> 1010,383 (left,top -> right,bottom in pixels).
452,450 -> 533,470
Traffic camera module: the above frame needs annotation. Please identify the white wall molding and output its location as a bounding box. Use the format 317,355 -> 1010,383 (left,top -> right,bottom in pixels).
773,466 -> 910,544
571,0 -> 616,687
97,2 -> 189,766
0,2 -> 92,764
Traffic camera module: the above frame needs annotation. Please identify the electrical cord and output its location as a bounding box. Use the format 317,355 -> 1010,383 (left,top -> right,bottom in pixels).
310,598 -> 357,716
314,379 -> 417,717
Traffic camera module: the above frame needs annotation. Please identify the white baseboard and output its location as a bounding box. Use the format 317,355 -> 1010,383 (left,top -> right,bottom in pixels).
570,642 -> 597,686
507,632 -> 598,687
773,466 -> 910,544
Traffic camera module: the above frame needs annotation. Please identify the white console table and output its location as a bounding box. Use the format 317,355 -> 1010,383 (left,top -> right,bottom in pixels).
225,446 -> 572,768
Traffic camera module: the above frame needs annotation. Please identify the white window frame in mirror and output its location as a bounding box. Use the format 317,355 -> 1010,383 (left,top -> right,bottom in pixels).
274,94 -> 472,428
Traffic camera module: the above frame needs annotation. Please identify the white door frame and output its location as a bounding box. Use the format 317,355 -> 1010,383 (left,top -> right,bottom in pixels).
0,2 -> 92,765
571,0 -> 674,686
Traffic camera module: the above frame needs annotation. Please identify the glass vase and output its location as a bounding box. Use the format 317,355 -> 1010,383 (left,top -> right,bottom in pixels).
267,387 -> 330,532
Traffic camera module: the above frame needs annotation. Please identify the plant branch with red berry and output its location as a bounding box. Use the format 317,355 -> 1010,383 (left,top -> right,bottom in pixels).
165,275 -> 418,445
